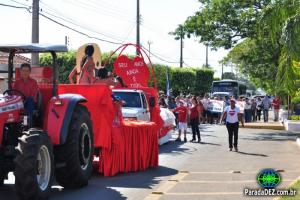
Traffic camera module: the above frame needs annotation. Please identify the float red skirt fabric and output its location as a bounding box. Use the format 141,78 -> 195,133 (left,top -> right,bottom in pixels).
99,120 -> 158,176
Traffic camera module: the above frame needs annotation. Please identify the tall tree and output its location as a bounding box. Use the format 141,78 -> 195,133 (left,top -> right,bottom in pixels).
223,38 -> 279,93
182,0 -> 270,49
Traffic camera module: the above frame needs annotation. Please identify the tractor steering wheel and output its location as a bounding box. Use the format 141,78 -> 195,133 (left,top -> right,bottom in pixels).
3,89 -> 26,101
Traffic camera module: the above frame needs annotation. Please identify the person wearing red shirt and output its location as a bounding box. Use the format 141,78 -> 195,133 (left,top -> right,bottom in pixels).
173,100 -> 188,142
13,63 -> 39,127
190,97 -> 202,143
272,96 -> 281,122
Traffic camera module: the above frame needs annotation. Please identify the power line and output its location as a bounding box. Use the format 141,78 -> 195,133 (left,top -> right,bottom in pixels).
183,62 -> 193,68
0,2 -> 122,45
39,1 -> 132,42
0,2 -> 182,65
40,9 -> 125,42
0,2 -> 30,12
73,0 -> 134,21
141,46 -> 179,64
39,13 -> 123,45
121,24 -> 136,44
9,0 -> 30,7
63,0 -> 135,24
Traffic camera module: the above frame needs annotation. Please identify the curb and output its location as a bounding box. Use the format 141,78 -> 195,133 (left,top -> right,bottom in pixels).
241,125 -> 285,130
273,175 -> 300,200
297,138 -> 300,147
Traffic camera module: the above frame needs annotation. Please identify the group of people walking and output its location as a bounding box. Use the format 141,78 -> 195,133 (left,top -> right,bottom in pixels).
159,92 -> 281,152
243,95 -> 281,123
159,94 -> 202,143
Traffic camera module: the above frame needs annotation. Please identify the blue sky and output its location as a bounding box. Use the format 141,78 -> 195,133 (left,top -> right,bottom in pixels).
0,0 -> 230,77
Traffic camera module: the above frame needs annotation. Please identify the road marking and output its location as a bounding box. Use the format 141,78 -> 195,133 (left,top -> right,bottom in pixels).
143,171 -> 188,200
188,170 -> 300,174
179,180 -> 294,183
144,170 -> 299,200
165,192 -> 241,195
188,171 -> 257,174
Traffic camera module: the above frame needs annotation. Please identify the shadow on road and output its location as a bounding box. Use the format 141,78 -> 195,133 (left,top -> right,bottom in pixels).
200,133 -> 218,138
0,166 -> 177,200
236,151 -> 268,157
240,132 -> 298,142
159,140 -> 199,155
199,141 -> 221,146
52,165 -> 177,200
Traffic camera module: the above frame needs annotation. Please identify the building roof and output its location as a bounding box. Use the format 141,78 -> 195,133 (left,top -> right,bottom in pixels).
0,51 -> 31,65
0,44 -> 68,53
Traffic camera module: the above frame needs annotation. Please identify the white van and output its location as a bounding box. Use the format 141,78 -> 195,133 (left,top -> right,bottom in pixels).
112,89 -> 151,121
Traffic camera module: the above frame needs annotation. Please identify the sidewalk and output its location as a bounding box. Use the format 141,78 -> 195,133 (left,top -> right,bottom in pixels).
243,110 -> 285,130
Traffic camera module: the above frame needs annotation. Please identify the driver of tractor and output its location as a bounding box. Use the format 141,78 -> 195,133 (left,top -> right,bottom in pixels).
13,63 -> 39,127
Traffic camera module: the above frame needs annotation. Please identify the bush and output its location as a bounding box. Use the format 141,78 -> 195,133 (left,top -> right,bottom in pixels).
39,50 -> 215,96
40,51 -> 76,83
290,115 -> 300,120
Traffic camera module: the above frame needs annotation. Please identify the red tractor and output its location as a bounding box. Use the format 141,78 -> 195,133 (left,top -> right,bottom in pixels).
0,44 -> 96,200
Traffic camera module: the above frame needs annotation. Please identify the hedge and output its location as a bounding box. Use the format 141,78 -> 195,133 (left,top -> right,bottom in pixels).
39,52 -> 214,95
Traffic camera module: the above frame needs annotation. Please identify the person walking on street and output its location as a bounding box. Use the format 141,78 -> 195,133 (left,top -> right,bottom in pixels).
272,96 -> 281,122
202,94 -> 211,124
262,95 -> 272,122
251,98 -> 257,122
256,97 -> 263,121
244,98 -> 252,123
221,99 -> 244,152
190,97 -> 202,142
172,101 -> 188,142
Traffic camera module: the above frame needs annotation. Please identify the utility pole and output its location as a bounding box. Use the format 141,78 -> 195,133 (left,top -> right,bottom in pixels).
31,0 -> 39,66
205,44 -> 208,68
147,40 -> 152,59
180,26 -> 183,68
136,0 -> 140,55
65,36 -> 70,47
221,63 -> 224,79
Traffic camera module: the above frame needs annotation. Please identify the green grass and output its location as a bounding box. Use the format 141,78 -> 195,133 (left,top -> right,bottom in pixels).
278,180 -> 300,200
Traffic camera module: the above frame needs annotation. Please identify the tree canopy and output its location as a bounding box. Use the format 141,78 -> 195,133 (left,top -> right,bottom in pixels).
183,0 -> 270,49
177,0 -> 300,100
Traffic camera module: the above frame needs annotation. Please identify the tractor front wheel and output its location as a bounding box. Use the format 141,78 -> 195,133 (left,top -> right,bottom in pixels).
55,105 -> 94,188
15,131 -> 54,200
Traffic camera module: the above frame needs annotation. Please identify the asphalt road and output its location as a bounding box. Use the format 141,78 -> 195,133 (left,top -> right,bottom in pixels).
1,124 -> 300,200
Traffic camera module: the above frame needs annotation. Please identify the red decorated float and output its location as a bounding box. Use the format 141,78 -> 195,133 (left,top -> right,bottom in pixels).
0,43 -> 167,200
109,43 -> 175,145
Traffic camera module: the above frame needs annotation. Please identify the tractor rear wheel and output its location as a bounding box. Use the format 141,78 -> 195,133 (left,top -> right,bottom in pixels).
15,131 -> 54,200
55,105 -> 94,188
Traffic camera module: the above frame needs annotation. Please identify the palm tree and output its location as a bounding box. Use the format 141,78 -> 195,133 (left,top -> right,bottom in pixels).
259,0 -> 300,96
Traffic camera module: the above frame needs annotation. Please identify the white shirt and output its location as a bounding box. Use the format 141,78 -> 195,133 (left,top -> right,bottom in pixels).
224,106 -> 240,123
201,98 -> 210,110
244,101 -> 252,110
